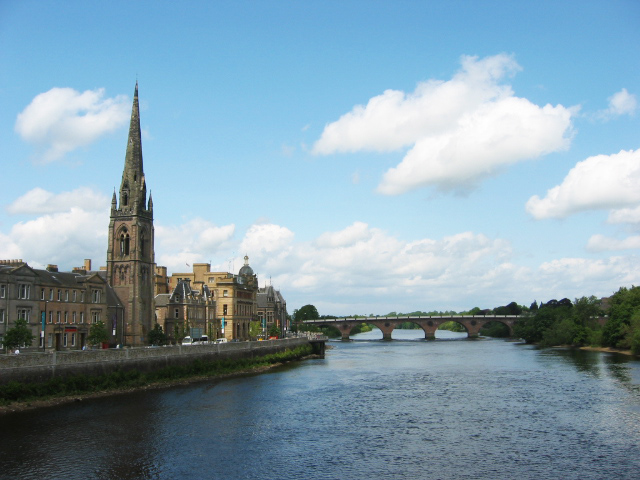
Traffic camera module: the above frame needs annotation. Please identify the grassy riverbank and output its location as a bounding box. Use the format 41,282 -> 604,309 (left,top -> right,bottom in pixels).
0,344 -> 314,413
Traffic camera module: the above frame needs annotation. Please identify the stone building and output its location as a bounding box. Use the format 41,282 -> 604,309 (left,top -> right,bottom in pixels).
105,82 -> 156,347
257,284 -> 289,337
0,259 -> 113,351
155,279 -> 216,344
168,256 -> 258,341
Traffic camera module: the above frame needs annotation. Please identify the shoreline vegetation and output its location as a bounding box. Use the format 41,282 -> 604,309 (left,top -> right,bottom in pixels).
0,345 -> 315,415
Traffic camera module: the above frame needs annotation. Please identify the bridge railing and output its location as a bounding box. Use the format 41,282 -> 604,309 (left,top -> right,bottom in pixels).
302,314 -> 525,323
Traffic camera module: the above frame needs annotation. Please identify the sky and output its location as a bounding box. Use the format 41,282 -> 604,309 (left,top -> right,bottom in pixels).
1,1 -> 639,316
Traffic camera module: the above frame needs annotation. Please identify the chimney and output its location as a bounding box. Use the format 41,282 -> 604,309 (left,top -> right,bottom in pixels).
46,264 -> 58,272
84,259 -> 92,271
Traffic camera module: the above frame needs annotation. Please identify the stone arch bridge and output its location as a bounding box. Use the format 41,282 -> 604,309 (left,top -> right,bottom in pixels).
303,315 -> 523,340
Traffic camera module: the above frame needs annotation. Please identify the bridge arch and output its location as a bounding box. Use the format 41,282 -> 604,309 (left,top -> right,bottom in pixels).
302,314 -> 519,340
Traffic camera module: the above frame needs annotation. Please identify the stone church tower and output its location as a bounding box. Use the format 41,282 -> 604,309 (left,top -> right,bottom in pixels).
106,82 -> 155,346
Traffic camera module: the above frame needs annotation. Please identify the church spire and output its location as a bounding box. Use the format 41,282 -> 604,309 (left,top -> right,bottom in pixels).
119,82 -> 147,213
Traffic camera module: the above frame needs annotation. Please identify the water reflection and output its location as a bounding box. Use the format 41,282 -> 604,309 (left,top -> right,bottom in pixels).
1,331 -> 639,480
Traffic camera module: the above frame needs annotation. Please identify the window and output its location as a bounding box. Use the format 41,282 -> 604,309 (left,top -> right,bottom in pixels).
80,312 -> 85,324
92,290 -> 101,304
49,289 -> 53,301
72,312 -> 76,324
40,289 -> 45,300
18,284 -> 31,299
71,333 -> 76,347
73,290 -> 77,302
91,311 -> 100,324
17,308 -> 30,322
223,290 -> 228,297
81,291 -> 85,302
223,304 -> 228,316
0,284 -> 5,298
174,308 -> 179,318
120,232 -> 130,256
48,333 -> 53,348
56,312 -> 61,324
48,311 -> 53,324
64,312 -> 68,324
65,290 -> 69,302
57,290 -> 61,301
63,333 -> 68,348
0,309 -> 4,323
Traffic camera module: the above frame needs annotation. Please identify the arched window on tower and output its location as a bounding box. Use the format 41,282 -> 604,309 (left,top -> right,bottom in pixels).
140,231 -> 146,257
120,231 -> 130,256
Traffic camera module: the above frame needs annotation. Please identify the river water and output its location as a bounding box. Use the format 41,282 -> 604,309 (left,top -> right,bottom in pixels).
1,329 -> 640,480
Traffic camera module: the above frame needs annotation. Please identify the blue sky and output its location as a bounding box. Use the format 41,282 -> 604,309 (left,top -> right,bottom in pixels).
1,0 -> 639,315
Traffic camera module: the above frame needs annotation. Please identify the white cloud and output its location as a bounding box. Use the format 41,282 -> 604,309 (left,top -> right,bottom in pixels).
535,256 -> 639,296
2,201 -> 638,313
239,223 -> 294,255
15,87 -> 130,163
607,205 -> 640,224
6,187 -> 108,215
1,187 -> 109,267
155,219 -> 236,270
4,207 -> 108,268
603,88 -> 637,118
526,149 -> 640,219
312,54 -> 574,194
586,234 -> 640,252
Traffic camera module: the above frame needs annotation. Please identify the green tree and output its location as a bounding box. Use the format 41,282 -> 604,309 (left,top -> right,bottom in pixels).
2,318 -> 35,351
514,299 -> 572,344
292,304 -> 320,332
602,286 -> 640,349
268,323 -> 281,338
148,323 -> 168,346
87,321 -> 109,347
294,305 -> 320,321
249,320 -> 263,339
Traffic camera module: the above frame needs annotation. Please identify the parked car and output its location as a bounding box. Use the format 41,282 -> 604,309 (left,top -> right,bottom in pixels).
181,336 -> 194,346
215,338 -> 228,344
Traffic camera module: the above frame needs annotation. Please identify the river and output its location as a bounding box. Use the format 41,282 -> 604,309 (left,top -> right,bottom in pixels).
1,329 -> 639,480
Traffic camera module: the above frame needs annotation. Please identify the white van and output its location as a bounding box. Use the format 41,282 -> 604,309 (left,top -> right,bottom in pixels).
215,338 -> 228,344
182,336 -> 194,346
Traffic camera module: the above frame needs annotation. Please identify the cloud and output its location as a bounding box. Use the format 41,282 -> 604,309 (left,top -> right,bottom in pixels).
15,87 -> 130,163
6,187 -> 108,215
601,88 -> 637,118
3,207 -> 108,268
587,234 -> 640,252
155,219 -> 236,270
2,199 -> 638,313
535,256 -> 639,295
526,149 -> 640,219
312,54 -> 574,194
0,187 -> 110,267
607,205 -> 640,225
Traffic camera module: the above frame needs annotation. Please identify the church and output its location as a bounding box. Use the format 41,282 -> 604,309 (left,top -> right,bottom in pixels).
105,82 -> 156,346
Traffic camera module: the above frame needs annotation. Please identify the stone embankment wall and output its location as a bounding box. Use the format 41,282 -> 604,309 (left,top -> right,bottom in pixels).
0,338 -> 319,386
